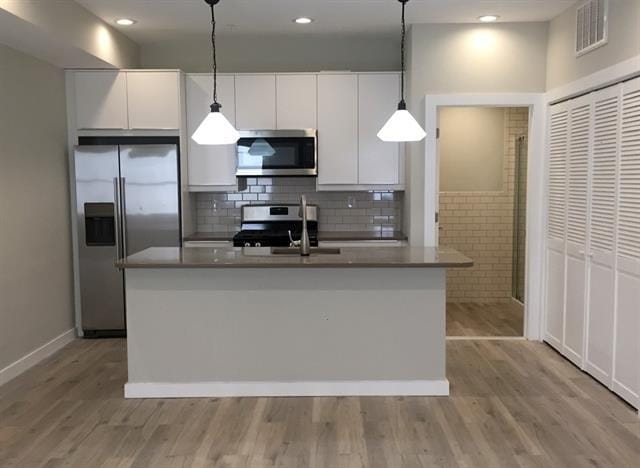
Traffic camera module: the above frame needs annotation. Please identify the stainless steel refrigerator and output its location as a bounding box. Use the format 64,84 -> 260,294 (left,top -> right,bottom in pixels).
74,143 -> 180,337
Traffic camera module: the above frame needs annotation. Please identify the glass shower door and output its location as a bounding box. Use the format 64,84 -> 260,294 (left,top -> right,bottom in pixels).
512,136 -> 528,303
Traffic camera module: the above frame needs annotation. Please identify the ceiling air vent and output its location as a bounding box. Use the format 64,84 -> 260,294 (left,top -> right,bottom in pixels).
576,0 -> 608,56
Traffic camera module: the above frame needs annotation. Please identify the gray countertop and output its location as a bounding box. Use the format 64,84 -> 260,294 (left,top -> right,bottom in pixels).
183,231 -> 408,242
116,246 -> 473,269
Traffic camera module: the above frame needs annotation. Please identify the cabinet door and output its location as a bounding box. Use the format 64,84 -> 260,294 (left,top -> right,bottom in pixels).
544,102 -> 569,352
276,75 -> 317,129
127,71 -> 181,129
235,75 -> 276,130
358,74 -> 401,185
613,269 -> 640,408
585,85 -> 620,385
563,96 -> 592,367
317,74 -> 358,185
545,246 -> 566,352
74,71 -> 128,130
186,75 -> 237,188
613,77 -> 640,408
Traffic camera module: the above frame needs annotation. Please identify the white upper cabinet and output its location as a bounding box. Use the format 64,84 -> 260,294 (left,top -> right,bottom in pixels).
235,75 -> 276,130
186,75 -> 237,188
75,71 -> 128,130
317,74 -> 359,185
72,70 -> 181,130
127,71 -> 181,130
276,75 -> 317,129
358,74 -> 400,185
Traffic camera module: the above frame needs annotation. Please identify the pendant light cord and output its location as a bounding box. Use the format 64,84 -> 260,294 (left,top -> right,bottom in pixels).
210,2 -> 218,106
400,0 -> 405,104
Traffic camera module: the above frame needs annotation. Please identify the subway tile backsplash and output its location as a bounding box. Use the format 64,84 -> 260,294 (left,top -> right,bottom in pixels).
195,178 -> 403,234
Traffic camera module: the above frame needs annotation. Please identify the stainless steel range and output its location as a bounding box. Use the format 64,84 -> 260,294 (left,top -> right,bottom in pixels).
233,204 -> 319,247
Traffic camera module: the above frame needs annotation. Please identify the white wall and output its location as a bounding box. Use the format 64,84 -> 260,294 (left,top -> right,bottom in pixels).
141,33 -> 399,72
0,45 -> 74,372
546,0 -> 640,90
405,22 -> 548,244
0,0 -> 139,68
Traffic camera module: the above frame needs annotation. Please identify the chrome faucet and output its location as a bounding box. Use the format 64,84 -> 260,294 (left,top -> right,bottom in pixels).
287,195 -> 311,256
299,194 -> 311,256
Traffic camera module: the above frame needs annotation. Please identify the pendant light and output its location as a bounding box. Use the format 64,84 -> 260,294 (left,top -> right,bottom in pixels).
377,0 -> 426,142
192,0 -> 240,145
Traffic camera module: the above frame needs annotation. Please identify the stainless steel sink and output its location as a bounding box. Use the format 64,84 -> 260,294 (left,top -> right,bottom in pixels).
271,247 -> 341,255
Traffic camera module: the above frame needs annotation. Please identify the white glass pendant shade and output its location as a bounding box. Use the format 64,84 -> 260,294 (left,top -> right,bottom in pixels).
378,108 -> 426,142
192,108 -> 240,145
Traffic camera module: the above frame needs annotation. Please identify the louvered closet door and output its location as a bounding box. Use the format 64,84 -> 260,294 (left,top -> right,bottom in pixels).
585,85 -> 621,385
613,77 -> 640,408
544,101 -> 570,352
564,94 -> 592,367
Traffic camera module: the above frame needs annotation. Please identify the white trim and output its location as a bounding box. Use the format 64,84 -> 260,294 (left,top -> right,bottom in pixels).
0,329 -> 75,387
446,336 -> 527,341
124,379 -> 450,399
424,93 -> 546,342
65,71 -> 83,337
316,184 -> 405,192
546,53 -> 640,104
187,184 -> 239,193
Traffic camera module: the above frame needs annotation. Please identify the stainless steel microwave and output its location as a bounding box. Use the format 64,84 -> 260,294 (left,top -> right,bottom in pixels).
236,129 -> 317,177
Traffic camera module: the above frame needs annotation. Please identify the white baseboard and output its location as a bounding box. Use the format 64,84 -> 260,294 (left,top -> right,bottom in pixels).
0,328 -> 75,387
125,379 -> 450,399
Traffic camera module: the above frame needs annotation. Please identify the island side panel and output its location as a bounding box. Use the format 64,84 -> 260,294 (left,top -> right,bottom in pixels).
124,267 -> 447,397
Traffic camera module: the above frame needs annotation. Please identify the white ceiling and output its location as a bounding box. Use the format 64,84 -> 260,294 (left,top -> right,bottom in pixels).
77,0 -> 576,43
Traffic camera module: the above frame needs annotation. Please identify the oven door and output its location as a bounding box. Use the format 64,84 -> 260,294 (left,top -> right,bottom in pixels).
236,130 -> 317,176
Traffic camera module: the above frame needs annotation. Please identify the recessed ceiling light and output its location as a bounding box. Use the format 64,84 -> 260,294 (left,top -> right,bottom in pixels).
294,17 -> 313,25
116,18 -> 137,26
478,15 -> 499,23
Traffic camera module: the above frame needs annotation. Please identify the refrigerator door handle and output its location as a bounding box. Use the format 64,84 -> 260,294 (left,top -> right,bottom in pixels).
113,177 -> 123,263
120,177 -> 128,258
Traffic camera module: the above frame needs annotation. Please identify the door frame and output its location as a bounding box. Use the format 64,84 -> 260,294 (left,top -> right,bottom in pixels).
423,93 -> 546,341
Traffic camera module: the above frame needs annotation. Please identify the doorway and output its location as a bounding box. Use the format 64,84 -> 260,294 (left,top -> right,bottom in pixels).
437,106 -> 529,337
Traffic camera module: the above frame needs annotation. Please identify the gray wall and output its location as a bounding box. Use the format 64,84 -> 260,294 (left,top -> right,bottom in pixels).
141,33 -> 399,72
439,107 -> 506,192
0,0 -> 140,68
0,44 -> 74,371
404,22 -> 548,244
546,0 -> 640,90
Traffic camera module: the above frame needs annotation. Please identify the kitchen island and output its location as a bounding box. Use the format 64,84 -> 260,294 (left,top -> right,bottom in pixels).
117,246 -> 472,398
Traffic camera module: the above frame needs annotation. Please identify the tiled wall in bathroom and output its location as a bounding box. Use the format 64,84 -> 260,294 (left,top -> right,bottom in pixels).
195,177 -> 403,234
439,107 -> 529,303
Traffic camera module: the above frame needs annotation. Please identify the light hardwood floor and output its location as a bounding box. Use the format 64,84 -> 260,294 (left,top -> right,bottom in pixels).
446,301 -> 524,337
0,339 -> 638,468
